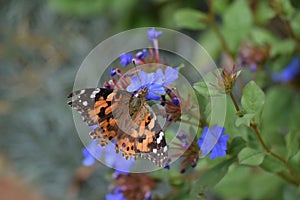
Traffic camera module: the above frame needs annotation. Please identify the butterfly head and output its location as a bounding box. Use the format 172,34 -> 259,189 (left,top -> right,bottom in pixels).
134,87 -> 148,99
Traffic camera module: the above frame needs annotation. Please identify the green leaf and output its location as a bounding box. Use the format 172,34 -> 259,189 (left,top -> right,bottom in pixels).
290,151 -> 300,175
291,12 -> 300,37
174,8 -> 207,30
193,70 -> 222,97
254,1 -> 276,25
273,0 -> 295,19
261,86 -> 294,134
212,0 -> 230,15
193,81 -> 210,97
228,136 -> 247,156
241,81 -> 265,116
213,165 -> 284,200
270,39 -> 296,57
286,130 -> 300,159
260,155 -> 286,173
238,147 -> 265,166
49,0 -> 108,16
214,166 -> 284,199
190,158 -> 236,198
250,27 -> 278,46
222,0 -> 253,51
235,113 -> 255,127
199,29 -> 221,59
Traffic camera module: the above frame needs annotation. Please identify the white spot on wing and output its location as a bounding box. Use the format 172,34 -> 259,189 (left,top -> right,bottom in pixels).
157,131 -> 164,144
79,90 -> 85,95
82,101 -> 88,106
90,89 -> 100,99
163,146 -> 168,152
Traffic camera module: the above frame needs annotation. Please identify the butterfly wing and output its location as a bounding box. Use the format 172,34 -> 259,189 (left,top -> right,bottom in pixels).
115,102 -> 168,167
68,88 -> 126,146
68,88 -> 168,167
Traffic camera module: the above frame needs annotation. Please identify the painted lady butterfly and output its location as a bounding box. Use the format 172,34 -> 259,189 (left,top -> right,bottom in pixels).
68,87 -> 168,167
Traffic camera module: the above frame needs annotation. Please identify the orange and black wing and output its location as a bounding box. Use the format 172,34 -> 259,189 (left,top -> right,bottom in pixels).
68,88 -> 168,167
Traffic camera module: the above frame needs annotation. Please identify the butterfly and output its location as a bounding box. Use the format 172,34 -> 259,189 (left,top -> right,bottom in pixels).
67,87 -> 168,167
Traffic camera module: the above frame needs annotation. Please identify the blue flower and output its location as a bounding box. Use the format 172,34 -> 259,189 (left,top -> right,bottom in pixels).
173,97 -> 180,105
82,125 -> 134,171
197,126 -> 229,159
126,67 -> 178,100
155,66 -> 179,86
119,53 -> 133,67
82,141 -> 134,171
127,70 -> 165,100
106,192 -> 126,200
104,142 -> 134,173
147,27 -> 162,40
135,49 -> 147,59
272,57 -> 300,83
110,68 -> 120,76
82,139 -> 103,166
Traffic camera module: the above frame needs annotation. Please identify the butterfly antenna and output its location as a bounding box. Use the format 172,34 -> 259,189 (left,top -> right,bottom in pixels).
132,59 -> 142,83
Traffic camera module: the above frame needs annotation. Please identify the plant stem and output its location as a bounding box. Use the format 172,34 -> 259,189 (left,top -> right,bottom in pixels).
207,0 -> 234,60
229,92 -> 240,112
229,92 -> 300,185
251,123 -> 300,183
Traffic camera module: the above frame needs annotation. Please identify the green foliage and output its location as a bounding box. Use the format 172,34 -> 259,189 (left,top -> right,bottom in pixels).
2,0 -> 300,199
190,158 -> 236,199
270,39 -> 297,57
260,155 -> 286,173
241,81 -> 265,116
228,136 -> 247,156
174,8 -> 207,30
215,166 -> 285,200
238,147 -> 265,166
254,1 -> 276,25
261,86 -> 295,134
240,81 -> 265,125
235,113 -> 255,127
222,0 -> 253,52
291,12 -> 300,37
286,131 -> 300,159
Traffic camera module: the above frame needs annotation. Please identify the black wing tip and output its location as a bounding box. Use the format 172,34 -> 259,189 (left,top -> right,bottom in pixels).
67,92 -> 74,98
67,101 -> 73,106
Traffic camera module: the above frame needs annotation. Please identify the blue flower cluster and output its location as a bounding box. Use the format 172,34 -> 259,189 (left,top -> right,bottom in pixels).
106,191 -> 126,200
127,66 -> 179,100
119,28 -> 163,67
147,27 -> 162,40
82,125 -> 134,172
272,57 -> 300,83
197,126 -> 229,159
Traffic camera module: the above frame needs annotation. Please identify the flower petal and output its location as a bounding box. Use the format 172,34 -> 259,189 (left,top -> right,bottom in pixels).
119,53 -> 133,67
82,149 -> 96,166
197,126 -> 228,158
154,68 -> 164,84
210,143 -> 226,159
272,57 -> 300,83
127,76 -> 141,92
164,66 -> 179,86
146,91 -> 161,100
149,84 -> 166,95
148,27 -> 163,40
106,192 -> 126,200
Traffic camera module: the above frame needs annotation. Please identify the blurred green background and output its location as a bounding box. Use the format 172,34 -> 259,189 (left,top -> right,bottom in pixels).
0,1 -> 205,199
1,0 -> 300,200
